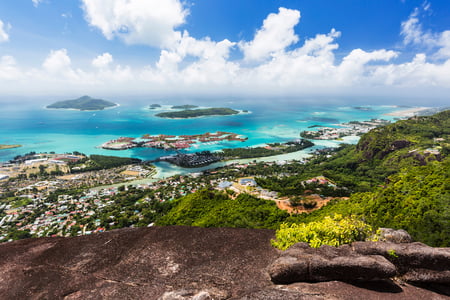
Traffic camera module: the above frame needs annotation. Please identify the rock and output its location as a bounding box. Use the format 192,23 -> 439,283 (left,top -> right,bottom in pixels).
401,269 -> 450,284
158,290 -> 220,300
269,244 -> 396,284
0,227 -> 448,299
309,255 -> 396,282
378,228 -> 413,243
352,242 -> 450,271
268,256 -> 309,284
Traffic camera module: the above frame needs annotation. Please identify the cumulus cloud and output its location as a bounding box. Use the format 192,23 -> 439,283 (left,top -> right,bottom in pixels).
0,56 -> 21,80
240,7 -> 300,62
81,0 -> 187,47
43,49 -> 72,73
0,20 -> 10,43
1,5 -> 450,101
92,52 -> 113,68
32,0 -> 43,7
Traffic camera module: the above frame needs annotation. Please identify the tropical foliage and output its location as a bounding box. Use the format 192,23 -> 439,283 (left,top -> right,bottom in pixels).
271,214 -> 373,250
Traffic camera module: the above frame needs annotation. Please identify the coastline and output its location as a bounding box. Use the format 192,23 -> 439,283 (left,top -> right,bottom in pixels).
383,107 -> 429,117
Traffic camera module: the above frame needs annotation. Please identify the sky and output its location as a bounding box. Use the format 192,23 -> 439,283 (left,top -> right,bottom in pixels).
0,0 -> 449,104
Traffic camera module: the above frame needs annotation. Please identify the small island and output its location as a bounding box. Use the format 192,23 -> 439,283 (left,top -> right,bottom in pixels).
101,131 -> 247,151
171,104 -> 198,109
155,107 -> 239,119
0,144 -> 22,150
46,96 -> 118,111
149,104 -> 161,109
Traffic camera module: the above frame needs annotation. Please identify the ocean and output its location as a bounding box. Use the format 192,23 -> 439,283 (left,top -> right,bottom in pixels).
0,101 -> 406,177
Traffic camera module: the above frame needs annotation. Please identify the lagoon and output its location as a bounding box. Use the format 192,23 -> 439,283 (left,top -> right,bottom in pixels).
0,101 -> 416,176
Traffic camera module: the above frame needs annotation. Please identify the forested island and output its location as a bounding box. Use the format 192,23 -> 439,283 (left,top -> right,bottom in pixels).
155,107 -> 239,118
46,96 -> 117,111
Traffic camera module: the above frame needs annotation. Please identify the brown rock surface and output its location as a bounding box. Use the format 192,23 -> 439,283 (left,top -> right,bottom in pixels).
0,226 -> 448,299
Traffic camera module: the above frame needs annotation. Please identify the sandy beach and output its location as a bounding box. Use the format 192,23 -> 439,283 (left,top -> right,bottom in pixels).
383,107 -> 429,117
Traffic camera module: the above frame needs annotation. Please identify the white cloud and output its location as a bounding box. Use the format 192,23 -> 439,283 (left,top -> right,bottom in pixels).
436,31 -> 450,59
0,56 -> 21,80
41,49 -> 81,82
0,20 -> 10,43
43,49 -> 72,73
81,0 -> 188,48
1,6 -> 450,102
32,0 -> 43,7
92,52 -> 113,68
240,7 -> 300,62
401,8 -> 431,46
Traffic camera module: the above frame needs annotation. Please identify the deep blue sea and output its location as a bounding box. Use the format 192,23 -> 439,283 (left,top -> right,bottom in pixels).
0,101 -> 404,173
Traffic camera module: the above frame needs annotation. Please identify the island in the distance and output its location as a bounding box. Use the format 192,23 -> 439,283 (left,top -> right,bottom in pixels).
46,95 -> 118,111
171,104 -> 198,109
155,107 -> 239,119
0,144 -> 22,150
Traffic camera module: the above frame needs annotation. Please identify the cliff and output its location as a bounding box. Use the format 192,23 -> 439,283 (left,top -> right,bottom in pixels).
0,226 -> 448,299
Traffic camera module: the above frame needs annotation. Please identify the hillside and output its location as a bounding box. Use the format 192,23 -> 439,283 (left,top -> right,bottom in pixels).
46,96 -> 117,111
0,226 -> 448,299
256,110 -> 450,246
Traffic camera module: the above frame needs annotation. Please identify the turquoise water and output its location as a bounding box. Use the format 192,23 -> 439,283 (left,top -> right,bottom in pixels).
0,101 -> 402,165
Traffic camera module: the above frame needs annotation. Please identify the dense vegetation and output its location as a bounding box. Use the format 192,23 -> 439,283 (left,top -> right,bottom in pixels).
70,154 -> 141,172
46,96 -> 117,111
295,159 -> 450,247
155,107 -> 239,118
156,190 -> 289,229
272,214 -> 373,250
220,140 -> 314,159
171,104 -> 198,109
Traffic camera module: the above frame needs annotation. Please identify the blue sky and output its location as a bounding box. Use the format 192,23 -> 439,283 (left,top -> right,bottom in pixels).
0,0 -> 449,103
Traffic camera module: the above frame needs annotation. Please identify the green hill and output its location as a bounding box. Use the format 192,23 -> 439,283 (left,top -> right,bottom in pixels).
46,96 -> 117,111
269,110 -> 450,246
156,190 -> 289,229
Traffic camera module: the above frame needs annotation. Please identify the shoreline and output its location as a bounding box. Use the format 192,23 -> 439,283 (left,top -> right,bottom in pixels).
383,107 -> 429,117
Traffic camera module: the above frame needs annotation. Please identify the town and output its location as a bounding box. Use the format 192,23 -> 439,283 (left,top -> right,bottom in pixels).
300,119 -> 391,140
0,147 -> 344,242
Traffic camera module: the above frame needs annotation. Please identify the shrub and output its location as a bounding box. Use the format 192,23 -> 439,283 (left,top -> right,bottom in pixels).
271,214 -> 373,250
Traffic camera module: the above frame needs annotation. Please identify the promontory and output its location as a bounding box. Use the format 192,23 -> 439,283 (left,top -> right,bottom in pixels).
46,96 -> 118,111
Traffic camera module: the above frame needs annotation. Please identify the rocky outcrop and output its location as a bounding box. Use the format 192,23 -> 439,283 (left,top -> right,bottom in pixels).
0,226 -> 449,299
269,243 -> 396,284
268,239 -> 450,293
352,241 -> 450,283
